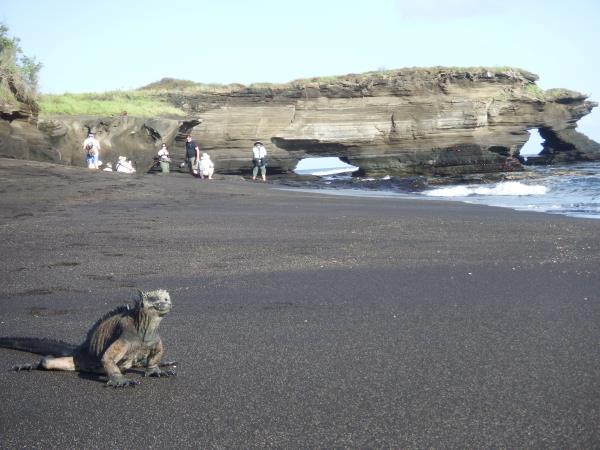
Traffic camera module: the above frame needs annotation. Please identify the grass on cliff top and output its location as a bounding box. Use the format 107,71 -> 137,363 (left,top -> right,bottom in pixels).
39,91 -> 187,117
138,66 -> 534,93
37,66 -> 552,117
292,66 -> 533,84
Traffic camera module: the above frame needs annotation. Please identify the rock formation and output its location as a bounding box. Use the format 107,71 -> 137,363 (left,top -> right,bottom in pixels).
153,68 -> 599,176
0,78 -> 61,164
1,67 -> 599,177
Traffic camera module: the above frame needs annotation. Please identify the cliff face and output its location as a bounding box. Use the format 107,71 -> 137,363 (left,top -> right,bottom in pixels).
2,67 -> 598,176
35,115 -> 199,168
157,68 -> 599,176
0,73 -> 60,164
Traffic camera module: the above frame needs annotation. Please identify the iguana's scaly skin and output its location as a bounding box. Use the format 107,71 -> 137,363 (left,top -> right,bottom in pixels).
0,289 -> 176,388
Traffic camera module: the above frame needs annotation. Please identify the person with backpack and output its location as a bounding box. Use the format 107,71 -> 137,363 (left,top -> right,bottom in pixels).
251,141 -> 267,181
82,132 -> 101,169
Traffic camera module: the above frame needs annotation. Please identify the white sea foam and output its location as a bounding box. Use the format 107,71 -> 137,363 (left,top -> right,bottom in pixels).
424,181 -> 548,197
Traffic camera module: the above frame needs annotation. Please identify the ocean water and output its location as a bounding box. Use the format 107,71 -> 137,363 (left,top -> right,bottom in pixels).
292,162 -> 600,219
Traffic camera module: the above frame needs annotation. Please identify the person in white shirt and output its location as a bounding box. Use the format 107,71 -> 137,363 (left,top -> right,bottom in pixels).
158,143 -> 170,161
198,153 -> 215,180
157,143 -> 171,173
82,132 -> 101,169
251,141 -> 267,181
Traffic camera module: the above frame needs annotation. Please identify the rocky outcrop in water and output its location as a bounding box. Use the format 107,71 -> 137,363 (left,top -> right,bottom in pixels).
153,68 -> 599,176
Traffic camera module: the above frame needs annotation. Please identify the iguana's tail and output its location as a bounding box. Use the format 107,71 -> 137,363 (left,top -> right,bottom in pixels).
0,337 -> 77,356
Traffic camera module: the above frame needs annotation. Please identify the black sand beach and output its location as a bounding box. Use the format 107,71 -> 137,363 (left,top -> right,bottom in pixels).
0,158 -> 598,448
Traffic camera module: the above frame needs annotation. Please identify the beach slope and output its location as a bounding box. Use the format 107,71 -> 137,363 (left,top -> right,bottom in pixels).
0,158 -> 598,448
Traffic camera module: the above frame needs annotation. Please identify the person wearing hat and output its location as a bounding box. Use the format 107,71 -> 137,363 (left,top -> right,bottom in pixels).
251,141 -> 267,181
198,152 -> 215,180
82,132 -> 101,169
157,143 -> 171,173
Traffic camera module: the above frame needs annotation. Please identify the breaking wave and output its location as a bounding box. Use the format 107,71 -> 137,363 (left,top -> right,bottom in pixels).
424,181 -> 548,197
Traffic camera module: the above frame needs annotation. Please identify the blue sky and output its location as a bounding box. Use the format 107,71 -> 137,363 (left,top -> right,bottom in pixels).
2,0 -> 599,146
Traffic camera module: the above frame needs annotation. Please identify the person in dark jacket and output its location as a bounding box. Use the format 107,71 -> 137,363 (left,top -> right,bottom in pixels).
185,135 -> 200,176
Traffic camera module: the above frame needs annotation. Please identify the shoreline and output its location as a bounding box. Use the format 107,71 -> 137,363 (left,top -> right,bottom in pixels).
281,161 -> 600,220
0,158 -> 599,447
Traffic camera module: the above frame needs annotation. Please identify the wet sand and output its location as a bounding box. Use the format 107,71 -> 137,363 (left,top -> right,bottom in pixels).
0,158 -> 599,448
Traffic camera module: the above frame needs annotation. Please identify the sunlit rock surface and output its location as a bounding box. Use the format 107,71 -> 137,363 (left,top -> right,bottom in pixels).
2,67 -> 598,176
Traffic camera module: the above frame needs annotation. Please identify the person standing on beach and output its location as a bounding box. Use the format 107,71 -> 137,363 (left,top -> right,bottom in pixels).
185,134 -> 200,177
252,141 -> 267,181
157,143 -> 171,173
82,132 -> 101,169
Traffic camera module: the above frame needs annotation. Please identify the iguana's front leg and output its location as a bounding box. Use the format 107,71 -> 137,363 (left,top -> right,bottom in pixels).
106,373 -> 140,387
101,340 -> 139,387
144,340 -> 176,378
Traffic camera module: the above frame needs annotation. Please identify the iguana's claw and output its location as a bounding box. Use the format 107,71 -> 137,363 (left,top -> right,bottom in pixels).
106,377 -> 140,388
145,367 -> 177,378
12,364 -> 33,372
159,361 -> 178,369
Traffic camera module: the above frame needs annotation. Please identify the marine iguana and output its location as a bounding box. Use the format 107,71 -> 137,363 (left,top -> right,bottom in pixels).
0,289 -> 176,387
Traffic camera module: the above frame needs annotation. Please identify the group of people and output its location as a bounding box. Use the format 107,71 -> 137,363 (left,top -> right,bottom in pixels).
82,132 -> 136,173
181,135 -> 267,181
83,132 -> 268,181
183,135 -> 215,179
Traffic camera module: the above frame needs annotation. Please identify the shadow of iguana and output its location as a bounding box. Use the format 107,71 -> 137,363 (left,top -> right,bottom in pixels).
0,289 -> 176,388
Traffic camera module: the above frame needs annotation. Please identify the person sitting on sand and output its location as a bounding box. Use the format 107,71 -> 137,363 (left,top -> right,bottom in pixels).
198,153 -> 215,180
115,156 -> 136,173
82,132 -> 101,169
251,141 -> 267,181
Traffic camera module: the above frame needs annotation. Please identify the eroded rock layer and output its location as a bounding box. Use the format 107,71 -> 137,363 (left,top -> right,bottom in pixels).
1,67 -> 599,176
158,68 -> 599,176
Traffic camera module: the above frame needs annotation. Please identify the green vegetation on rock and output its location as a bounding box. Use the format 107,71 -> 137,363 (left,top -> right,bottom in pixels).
139,77 -> 245,93
524,83 -> 545,100
39,91 -> 187,117
544,88 -> 584,101
0,23 -> 42,109
137,66 -> 537,94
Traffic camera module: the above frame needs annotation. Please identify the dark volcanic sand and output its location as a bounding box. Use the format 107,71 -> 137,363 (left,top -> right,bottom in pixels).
0,158 -> 598,448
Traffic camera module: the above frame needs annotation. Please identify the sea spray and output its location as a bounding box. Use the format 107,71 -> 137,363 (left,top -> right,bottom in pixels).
424,181 -> 548,197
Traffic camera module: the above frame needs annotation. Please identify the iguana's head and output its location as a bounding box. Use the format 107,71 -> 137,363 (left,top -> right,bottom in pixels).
137,289 -> 172,317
